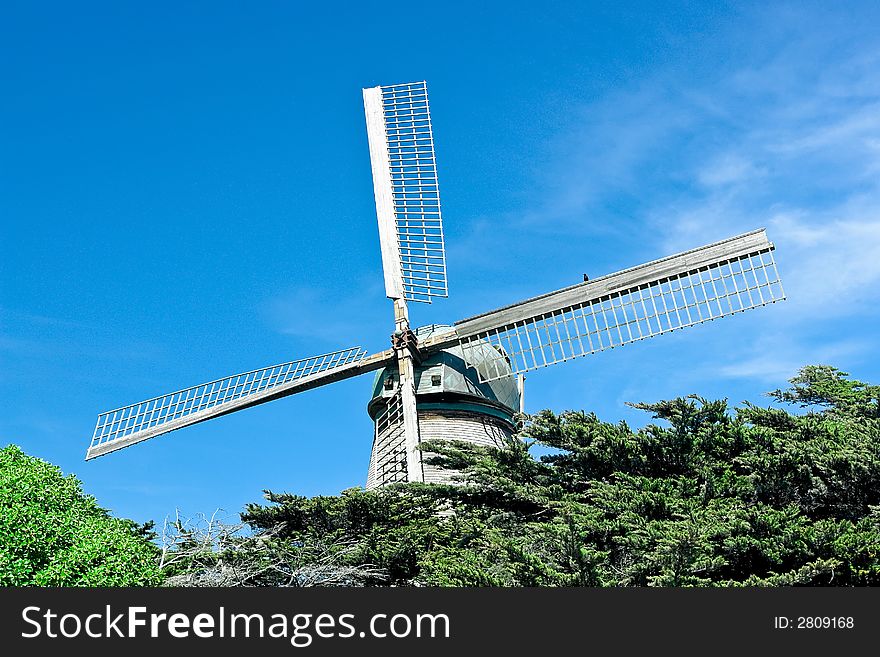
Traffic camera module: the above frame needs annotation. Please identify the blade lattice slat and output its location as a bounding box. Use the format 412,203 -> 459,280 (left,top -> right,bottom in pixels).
459,249 -> 784,382
89,347 -> 367,454
366,390 -> 408,489
380,82 -> 447,302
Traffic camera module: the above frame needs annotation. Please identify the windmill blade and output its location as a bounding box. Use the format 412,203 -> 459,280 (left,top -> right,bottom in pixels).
366,389 -> 408,489
363,81 -> 448,303
86,346 -> 394,460
419,229 -> 785,383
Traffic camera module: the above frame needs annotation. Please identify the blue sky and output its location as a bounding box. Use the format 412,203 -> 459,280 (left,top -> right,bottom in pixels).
3,2 -> 880,526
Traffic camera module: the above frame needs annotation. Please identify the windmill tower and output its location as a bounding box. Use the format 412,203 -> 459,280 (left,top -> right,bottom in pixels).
86,81 -> 786,488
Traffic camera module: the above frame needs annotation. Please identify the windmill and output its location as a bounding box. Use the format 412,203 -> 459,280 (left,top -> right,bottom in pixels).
86,81 -> 786,488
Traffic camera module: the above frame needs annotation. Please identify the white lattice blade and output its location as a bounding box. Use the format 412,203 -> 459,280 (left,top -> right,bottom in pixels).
420,229 -> 785,382
366,389 -> 407,489
363,81 -> 448,303
86,347 -> 393,460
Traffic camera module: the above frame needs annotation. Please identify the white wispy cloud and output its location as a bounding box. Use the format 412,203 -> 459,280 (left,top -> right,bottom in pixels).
719,335 -> 869,383
697,154 -> 766,188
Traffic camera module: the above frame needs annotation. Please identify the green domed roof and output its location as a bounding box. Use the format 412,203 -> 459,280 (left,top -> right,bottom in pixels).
368,324 -> 520,420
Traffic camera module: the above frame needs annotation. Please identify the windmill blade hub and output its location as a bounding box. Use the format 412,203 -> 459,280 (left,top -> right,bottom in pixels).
366,325 -> 520,488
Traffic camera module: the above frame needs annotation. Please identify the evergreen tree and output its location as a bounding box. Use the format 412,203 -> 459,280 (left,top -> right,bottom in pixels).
239,365 -> 880,586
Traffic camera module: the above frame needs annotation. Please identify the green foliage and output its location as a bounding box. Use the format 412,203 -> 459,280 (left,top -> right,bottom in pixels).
240,365 -> 880,586
243,486 -> 447,585
0,445 -> 163,586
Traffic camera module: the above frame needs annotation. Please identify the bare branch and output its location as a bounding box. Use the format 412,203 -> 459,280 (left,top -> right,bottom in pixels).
158,511 -> 385,587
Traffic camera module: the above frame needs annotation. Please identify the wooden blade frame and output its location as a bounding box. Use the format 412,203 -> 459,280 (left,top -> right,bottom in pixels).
364,81 -> 446,482
363,82 -> 448,303
86,347 -> 393,460
418,229 -> 785,382
366,388 -> 407,489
